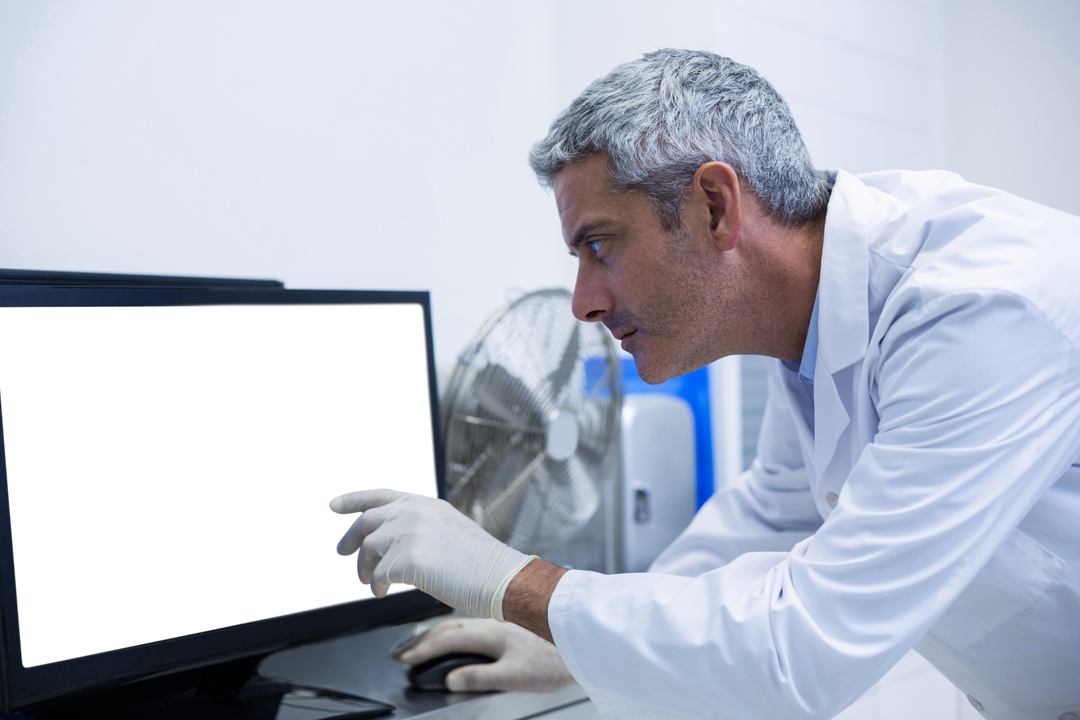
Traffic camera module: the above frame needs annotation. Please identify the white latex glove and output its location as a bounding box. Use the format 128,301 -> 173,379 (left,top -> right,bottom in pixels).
331,489 -> 535,620
393,618 -> 576,693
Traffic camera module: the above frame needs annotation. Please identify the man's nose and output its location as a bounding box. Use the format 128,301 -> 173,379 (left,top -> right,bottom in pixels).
571,261 -> 612,323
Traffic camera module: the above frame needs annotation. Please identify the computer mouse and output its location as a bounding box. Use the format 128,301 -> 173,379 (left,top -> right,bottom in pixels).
406,652 -> 497,691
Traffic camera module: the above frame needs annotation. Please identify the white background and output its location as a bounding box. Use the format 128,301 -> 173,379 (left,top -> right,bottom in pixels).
0,0 -> 1076,714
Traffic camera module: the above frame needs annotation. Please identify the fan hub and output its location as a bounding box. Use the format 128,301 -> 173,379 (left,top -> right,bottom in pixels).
545,408 -> 580,461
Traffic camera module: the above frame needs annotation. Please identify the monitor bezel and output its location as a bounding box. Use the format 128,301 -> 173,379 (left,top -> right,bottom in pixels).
0,286 -> 448,712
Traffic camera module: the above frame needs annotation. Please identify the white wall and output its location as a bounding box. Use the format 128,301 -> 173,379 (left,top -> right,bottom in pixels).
942,0 -> 1080,215
0,0 -> 573,369
714,0 -> 944,173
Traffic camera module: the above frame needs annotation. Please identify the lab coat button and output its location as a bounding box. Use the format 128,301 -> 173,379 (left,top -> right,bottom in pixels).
1057,713 -> 1079,720
966,695 -> 984,712
826,492 -> 838,508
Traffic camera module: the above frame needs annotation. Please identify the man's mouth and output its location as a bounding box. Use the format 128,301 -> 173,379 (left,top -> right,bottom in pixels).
604,312 -> 640,353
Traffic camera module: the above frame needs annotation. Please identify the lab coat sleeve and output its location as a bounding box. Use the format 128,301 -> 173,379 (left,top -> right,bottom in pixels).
549,290 -> 1080,719
649,362 -> 821,578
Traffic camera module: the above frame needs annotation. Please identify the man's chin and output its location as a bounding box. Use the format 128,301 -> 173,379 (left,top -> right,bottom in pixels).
632,346 -> 712,385
632,352 -> 677,385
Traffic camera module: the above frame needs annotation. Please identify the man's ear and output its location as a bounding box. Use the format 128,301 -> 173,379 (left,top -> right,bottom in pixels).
690,162 -> 742,252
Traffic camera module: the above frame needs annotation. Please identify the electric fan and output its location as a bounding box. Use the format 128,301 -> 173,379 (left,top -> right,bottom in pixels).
441,289 -> 622,554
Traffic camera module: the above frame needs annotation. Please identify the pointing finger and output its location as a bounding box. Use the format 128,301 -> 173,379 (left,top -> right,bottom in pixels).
324,487 -> 406,515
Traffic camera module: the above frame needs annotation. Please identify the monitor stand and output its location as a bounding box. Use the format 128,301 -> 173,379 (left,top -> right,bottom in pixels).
27,657 -> 394,720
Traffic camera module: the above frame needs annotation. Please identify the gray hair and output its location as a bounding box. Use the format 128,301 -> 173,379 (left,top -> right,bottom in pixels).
529,49 -> 832,229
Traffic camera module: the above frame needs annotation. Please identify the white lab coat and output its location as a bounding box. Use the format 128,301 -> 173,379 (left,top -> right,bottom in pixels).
548,169 -> 1080,720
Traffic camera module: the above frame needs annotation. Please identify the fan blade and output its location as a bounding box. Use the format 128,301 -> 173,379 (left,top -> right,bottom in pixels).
485,450 -> 546,521
502,455 -> 602,554
560,454 -> 605,517
546,323 -> 580,400
452,413 -> 544,434
571,437 -> 608,469
471,363 -> 547,428
447,444 -> 494,503
534,460 -> 583,514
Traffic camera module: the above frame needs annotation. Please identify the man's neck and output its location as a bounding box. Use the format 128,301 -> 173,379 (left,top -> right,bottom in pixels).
736,209 -> 825,361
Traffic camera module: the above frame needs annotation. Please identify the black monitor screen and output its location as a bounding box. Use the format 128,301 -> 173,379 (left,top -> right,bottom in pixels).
0,287 -> 446,712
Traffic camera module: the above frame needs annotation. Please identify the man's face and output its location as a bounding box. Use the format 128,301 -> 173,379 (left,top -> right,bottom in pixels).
554,154 -> 729,384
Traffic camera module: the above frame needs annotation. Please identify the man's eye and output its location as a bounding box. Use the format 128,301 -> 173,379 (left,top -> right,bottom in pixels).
589,239 -> 605,255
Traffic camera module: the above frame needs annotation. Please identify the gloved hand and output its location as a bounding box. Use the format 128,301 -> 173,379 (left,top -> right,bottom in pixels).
393,618 -> 576,693
331,489 -> 536,620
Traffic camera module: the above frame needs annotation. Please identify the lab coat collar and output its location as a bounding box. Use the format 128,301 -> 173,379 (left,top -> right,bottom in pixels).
809,169 -> 872,492
817,169 -> 871,374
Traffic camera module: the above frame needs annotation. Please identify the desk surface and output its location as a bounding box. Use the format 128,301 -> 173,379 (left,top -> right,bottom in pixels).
260,622 -> 599,720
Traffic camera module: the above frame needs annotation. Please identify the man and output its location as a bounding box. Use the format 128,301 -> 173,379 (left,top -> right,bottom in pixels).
331,50 -> 1080,719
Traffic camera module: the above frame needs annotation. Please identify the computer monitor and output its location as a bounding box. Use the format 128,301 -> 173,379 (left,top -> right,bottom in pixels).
0,285 -> 448,716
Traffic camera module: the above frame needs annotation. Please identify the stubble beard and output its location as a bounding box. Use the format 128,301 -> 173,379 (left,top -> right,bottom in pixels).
611,227 -> 728,385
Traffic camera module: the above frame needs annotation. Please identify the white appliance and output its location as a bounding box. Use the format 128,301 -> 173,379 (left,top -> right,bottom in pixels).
616,394 -> 697,573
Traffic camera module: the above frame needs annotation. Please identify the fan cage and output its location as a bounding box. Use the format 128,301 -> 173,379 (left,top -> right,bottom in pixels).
441,289 -> 622,554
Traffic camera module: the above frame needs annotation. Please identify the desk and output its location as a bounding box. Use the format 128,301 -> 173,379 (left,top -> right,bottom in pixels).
260,623 -> 599,720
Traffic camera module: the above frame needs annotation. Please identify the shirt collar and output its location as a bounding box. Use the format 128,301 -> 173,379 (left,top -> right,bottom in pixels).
781,290 -> 820,384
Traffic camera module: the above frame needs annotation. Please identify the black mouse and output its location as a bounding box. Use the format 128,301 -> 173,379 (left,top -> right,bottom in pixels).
406,652 -> 497,691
